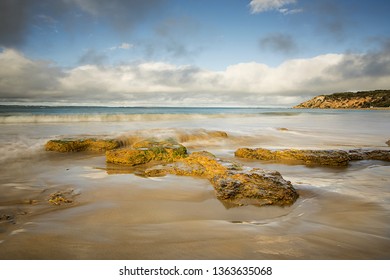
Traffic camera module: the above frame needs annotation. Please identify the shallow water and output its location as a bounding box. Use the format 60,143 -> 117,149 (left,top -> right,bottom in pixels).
0,107 -> 389,259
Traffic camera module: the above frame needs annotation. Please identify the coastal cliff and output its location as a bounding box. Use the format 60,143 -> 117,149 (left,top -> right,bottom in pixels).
294,90 -> 390,109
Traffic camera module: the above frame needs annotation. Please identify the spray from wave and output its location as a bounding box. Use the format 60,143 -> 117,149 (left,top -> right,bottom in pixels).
0,137 -> 47,163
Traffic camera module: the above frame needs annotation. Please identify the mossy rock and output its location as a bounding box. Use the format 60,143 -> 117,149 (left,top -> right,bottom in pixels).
235,148 -> 350,166
176,151 -> 229,178
236,147 -> 390,166
45,138 -> 120,152
106,139 -> 187,166
143,151 -> 298,207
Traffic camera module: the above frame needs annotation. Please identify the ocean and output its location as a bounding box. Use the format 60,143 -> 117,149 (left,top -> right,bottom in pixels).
0,106 -> 389,259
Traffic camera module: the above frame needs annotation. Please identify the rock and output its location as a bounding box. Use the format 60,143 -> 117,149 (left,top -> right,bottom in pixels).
144,151 -> 299,207
106,139 -> 188,166
386,140 -> 390,146
348,149 -> 390,161
45,138 -> 120,152
44,129 -> 229,153
45,134 -> 299,207
235,147 -> 390,166
48,190 -> 75,205
144,151 -> 227,178
211,169 -> 298,207
235,148 -> 350,166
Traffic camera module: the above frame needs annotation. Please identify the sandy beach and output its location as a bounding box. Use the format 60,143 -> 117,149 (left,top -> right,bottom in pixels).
1,107 -> 390,259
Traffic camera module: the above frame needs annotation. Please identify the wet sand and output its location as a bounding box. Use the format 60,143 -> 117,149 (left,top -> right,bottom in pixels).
1,108 -> 390,259
1,148 -> 390,259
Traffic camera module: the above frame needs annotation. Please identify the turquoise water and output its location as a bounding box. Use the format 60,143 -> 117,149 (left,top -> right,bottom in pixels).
0,106 -> 389,259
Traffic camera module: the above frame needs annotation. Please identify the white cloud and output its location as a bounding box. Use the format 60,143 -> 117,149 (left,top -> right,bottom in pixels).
118,43 -> 133,49
109,42 -> 134,51
279,8 -> 303,15
249,0 -> 301,14
0,49 -> 63,100
1,48 -> 390,106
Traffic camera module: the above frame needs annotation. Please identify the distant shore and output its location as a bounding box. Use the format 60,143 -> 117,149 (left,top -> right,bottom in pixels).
294,89 -> 390,109
292,107 -> 390,110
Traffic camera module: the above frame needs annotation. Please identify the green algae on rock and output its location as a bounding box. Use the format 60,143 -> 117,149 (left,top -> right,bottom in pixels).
106,139 -> 188,166
45,138 -> 120,152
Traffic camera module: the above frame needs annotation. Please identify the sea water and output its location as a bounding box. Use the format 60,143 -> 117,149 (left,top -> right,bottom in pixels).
0,106 -> 389,259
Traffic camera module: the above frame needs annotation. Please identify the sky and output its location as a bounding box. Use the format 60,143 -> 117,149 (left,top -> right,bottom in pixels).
0,0 -> 390,107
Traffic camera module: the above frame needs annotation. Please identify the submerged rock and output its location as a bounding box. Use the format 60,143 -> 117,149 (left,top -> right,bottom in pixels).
235,148 -> 350,166
143,151 -> 298,207
106,139 -> 188,166
45,138 -> 120,152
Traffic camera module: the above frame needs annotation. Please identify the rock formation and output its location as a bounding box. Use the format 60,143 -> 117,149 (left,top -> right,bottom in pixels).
45,129 -> 229,153
106,139 -> 188,166
143,151 -> 298,207
45,138 -> 120,152
294,90 -> 390,109
44,135 -> 299,207
235,147 -> 390,166
348,149 -> 390,161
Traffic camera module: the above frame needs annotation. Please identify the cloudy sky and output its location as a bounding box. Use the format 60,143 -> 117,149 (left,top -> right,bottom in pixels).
0,0 -> 390,107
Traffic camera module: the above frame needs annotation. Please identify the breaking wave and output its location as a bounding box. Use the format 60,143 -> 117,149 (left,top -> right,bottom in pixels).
0,113 -> 240,123
0,138 -> 47,163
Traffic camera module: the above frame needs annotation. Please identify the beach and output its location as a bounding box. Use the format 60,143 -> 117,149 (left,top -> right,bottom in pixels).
1,106 -> 390,259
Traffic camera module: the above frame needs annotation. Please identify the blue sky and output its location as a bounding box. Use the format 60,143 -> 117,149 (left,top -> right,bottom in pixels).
1,0 -> 390,106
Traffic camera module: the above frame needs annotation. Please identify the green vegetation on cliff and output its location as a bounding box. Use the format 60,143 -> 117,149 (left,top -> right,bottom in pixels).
294,89 -> 390,109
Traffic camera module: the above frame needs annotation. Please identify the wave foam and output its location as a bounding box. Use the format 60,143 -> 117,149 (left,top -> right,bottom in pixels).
0,138 -> 46,163
0,113 -> 235,123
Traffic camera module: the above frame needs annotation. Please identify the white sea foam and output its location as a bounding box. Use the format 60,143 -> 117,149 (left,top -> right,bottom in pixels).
0,137 -> 46,163
10,229 -> 26,236
0,113 -> 240,123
